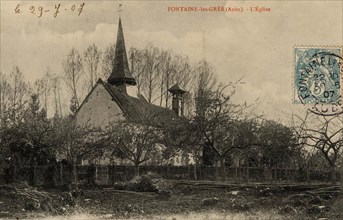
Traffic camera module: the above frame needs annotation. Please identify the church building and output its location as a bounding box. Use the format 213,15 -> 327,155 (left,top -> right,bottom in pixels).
75,18 -> 186,129
75,17 -> 189,166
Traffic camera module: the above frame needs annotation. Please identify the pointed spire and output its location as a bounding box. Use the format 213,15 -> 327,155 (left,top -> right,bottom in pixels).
107,18 -> 137,88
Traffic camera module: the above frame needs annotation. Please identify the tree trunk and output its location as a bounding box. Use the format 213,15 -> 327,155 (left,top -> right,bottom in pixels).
214,161 -> 219,181
72,163 -> 78,183
193,163 -> 197,180
246,166 -> 249,183
220,158 -> 226,181
235,166 -> 238,181
306,163 -> 310,183
135,163 -> 140,176
187,164 -> 191,180
340,165 -> 343,186
330,165 -> 337,185
167,164 -> 170,178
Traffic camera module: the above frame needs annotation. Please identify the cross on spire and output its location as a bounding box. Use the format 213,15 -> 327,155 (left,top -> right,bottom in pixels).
117,3 -> 123,18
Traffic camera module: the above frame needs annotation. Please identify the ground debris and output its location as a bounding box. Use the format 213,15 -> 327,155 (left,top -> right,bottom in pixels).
202,197 -> 219,206
279,205 -> 297,215
0,183 -> 74,217
307,205 -> 328,214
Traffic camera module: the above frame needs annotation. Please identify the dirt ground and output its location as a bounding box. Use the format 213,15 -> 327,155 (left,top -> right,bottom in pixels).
0,181 -> 342,219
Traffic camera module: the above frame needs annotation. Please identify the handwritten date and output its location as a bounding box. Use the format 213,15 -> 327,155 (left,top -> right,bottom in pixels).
14,3 -> 85,18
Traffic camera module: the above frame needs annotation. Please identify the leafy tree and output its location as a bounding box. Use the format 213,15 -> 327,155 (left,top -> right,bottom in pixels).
258,120 -> 299,169
0,94 -> 56,184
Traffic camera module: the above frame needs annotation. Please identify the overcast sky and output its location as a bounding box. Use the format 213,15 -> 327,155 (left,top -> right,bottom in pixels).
1,0 -> 342,122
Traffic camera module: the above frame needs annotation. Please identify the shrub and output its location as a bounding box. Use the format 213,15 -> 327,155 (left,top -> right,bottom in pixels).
126,175 -> 157,192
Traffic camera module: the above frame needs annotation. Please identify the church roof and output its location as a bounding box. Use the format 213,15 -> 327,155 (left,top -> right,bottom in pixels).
107,18 -> 136,86
99,79 -> 177,126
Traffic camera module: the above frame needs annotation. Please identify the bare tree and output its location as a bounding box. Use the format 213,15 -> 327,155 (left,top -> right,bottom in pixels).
142,44 -> 162,103
189,62 -> 259,180
191,82 -> 257,180
105,120 -> 160,176
51,75 -> 63,117
0,72 -> 11,126
62,48 -> 83,110
157,49 -> 176,107
193,60 -> 217,118
8,66 -> 29,124
129,47 -> 147,95
83,44 -> 101,91
32,68 -> 53,111
51,117 -> 103,183
294,111 -> 343,184
101,44 -> 115,79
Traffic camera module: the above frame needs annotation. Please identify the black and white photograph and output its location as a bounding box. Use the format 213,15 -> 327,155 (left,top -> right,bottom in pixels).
0,0 -> 342,219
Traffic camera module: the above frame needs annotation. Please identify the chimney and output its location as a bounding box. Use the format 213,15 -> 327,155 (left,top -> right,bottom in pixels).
168,84 -> 186,116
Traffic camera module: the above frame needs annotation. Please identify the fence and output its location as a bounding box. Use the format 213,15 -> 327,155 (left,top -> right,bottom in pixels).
0,164 -> 341,186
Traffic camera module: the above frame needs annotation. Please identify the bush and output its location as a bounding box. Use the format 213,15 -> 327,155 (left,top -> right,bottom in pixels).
126,175 -> 157,192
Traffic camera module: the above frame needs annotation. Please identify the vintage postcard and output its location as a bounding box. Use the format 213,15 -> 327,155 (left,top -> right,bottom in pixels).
0,0 -> 342,219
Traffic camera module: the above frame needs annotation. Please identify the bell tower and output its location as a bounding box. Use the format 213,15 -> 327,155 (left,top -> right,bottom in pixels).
168,84 -> 186,116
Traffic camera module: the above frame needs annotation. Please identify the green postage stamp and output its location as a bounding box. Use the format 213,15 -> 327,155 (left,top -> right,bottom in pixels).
294,46 -> 342,105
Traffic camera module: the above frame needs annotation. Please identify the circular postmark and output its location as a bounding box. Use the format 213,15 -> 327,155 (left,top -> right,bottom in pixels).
294,47 -> 343,116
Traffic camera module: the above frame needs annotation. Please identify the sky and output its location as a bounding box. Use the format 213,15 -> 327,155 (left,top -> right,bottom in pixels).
1,0 -> 342,122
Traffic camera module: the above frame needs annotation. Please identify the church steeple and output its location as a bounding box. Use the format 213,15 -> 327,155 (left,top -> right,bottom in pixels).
107,18 -> 136,91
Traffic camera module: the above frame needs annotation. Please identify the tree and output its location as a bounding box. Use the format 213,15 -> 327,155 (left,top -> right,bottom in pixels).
62,48 -> 83,110
33,68 -> 53,112
0,94 -> 56,185
157,49 -> 176,107
189,61 -> 257,180
193,60 -> 217,119
104,120 -> 160,176
101,44 -> 115,79
141,44 -> 162,103
295,111 -> 343,184
51,75 -> 63,117
129,47 -> 147,96
83,44 -> 101,91
53,116 -> 104,183
0,72 -> 11,127
258,120 -> 299,170
7,66 -> 29,125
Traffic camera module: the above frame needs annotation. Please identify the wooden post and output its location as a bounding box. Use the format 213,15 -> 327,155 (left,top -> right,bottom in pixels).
340,165 -> 342,186
246,166 -> 250,183
235,166 -> 238,180
60,163 -> 63,185
306,162 -> 310,183
193,163 -> 197,180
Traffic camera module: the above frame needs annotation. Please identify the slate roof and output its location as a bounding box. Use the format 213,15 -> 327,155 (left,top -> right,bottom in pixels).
168,84 -> 186,94
99,79 -> 178,127
107,18 -> 136,86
